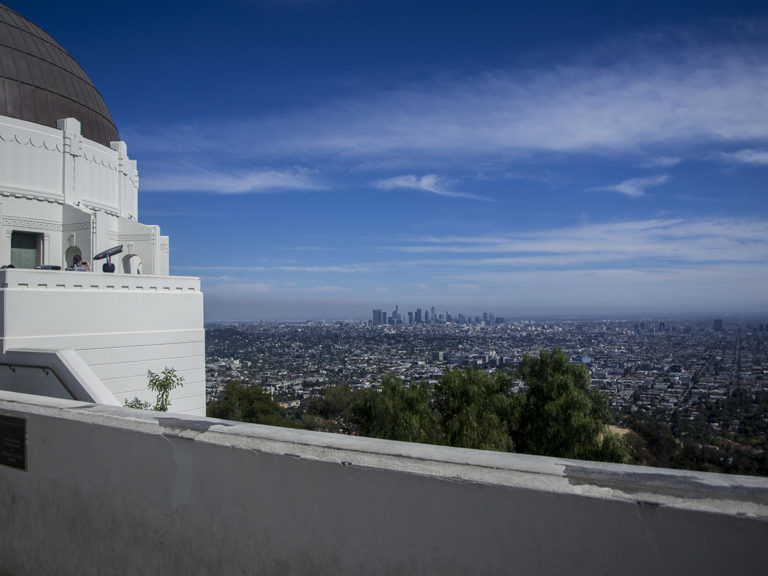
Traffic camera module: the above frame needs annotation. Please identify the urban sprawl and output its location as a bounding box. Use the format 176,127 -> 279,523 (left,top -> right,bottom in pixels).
206,313 -> 767,426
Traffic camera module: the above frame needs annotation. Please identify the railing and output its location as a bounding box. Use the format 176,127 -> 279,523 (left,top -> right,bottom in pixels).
0,349 -> 119,405
0,267 -> 200,292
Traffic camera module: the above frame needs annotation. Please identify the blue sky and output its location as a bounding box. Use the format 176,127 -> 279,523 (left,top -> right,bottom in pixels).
14,0 -> 768,321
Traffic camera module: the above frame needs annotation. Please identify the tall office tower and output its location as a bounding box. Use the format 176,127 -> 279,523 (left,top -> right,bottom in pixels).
372,309 -> 382,326
424,311 -> 430,323
392,305 -> 400,323
408,311 -> 413,324
446,312 -> 452,322
714,319 -> 724,332
431,306 -> 436,321
415,308 -> 422,323
382,312 -> 388,325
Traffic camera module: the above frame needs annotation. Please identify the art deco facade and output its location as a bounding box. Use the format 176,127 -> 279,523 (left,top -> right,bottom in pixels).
0,3 -> 204,414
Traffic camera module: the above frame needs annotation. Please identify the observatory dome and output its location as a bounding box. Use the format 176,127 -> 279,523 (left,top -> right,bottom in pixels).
0,2 -> 118,147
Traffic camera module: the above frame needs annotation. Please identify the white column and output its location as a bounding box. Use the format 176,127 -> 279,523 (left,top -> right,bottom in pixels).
57,118 -> 83,205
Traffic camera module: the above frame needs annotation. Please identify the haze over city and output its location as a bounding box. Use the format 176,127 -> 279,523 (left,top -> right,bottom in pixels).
17,0 -> 768,321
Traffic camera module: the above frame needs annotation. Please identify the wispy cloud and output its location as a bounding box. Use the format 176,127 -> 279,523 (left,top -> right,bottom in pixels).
260,41 -> 768,162
303,285 -> 348,293
592,174 -> 670,198
198,216 -> 768,314
181,264 -> 369,273
128,24 -> 768,172
373,174 -> 490,201
141,165 -> 323,194
715,148 -> 768,166
203,282 -> 272,295
443,264 -> 768,314
644,157 -> 681,168
392,217 -> 768,266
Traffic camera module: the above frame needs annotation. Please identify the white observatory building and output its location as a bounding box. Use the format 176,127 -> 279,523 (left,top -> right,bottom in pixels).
0,3 -> 204,414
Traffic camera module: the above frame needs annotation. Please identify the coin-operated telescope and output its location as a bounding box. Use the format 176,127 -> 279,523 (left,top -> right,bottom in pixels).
93,245 -> 123,273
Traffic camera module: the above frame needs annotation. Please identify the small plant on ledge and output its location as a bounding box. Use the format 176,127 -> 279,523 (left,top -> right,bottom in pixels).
124,367 -> 184,412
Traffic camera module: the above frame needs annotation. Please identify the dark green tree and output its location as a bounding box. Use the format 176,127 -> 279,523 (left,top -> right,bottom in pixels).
516,348 -> 626,462
354,374 -> 443,444
302,385 -> 361,433
433,368 -> 518,452
207,381 -> 299,427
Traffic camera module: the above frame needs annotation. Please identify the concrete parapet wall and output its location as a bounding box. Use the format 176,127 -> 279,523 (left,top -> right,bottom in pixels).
1,392 -> 767,575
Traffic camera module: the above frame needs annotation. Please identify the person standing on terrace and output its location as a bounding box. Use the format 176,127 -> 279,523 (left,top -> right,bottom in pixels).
71,255 -> 91,272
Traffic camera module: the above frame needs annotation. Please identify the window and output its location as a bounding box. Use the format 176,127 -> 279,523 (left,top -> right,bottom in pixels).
11,231 -> 41,268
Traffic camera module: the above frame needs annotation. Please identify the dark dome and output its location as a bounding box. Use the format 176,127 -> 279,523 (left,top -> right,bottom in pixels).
0,3 -> 118,147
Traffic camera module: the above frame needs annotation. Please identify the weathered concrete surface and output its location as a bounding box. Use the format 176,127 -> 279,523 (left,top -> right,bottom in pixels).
1,391 -> 767,575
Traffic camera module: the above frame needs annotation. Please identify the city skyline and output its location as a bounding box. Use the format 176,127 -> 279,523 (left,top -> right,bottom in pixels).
16,0 -> 768,321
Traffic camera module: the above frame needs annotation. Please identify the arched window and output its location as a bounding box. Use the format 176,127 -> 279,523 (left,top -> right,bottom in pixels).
122,254 -> 142,274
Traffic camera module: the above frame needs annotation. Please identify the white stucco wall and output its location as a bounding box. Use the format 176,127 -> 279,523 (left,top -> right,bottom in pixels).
0,269 -> 205,414
0,392 -> 766,576
0,114 -> 167,274
0,117 -> 63,198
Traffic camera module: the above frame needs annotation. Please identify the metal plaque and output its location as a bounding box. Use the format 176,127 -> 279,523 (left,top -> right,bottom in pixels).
0,414 -> 26,471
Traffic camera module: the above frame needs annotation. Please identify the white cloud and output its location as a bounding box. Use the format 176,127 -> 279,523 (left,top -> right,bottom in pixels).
645,157 -> 681,168
268,46 -> 768,161
716,149 -> 768,166
373,174 -> 490,201
592,174 -> 670,198
129,26 -> 768,170
302,285 -> 347,293
181,264 -> 369,273
391,217 -> 768,266
443,264 -> 768,314
202,282 -> 272,295
198,216 -> 768,315
142,166 -> 323,194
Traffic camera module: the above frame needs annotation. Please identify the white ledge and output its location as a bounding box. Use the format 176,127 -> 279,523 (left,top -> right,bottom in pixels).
0,268 -> 200,292
3,390 -> 767,520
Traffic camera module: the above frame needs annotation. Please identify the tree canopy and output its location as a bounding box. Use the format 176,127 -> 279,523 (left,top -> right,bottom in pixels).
207,348 -> 627,464
207,381 -> 299,427
433,368 -> 518,452
355,375 -> 442,444
516,348 -> 626,461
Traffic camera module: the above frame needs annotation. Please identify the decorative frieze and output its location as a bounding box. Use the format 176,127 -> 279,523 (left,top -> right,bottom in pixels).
0,188 -> 64,204
1,216 -> 63,232
0,129 -> 62,153
118,234 -> 153,242
81,200 -> 120,217
62,222 -> 91,232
